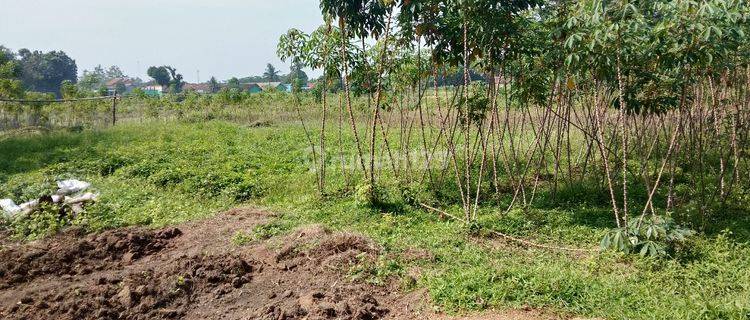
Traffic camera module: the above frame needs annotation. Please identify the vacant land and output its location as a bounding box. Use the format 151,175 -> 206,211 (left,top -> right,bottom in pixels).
1,120 -> 748,319
0,208 -> 421,319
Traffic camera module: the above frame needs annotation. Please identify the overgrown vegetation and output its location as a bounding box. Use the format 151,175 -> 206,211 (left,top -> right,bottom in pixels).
1,121 -> 748,319
2,0 -> 750,318
274,0 -> 750,258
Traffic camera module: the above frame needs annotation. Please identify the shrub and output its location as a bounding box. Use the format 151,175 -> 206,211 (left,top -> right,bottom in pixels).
600,215 -> 694,257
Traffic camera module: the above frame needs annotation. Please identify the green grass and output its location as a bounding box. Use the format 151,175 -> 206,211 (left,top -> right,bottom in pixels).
1,120 -> 749,319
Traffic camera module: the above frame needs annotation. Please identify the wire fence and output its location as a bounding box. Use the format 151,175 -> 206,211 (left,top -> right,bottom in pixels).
0,91 -> 319,135
0,95 -> 121,133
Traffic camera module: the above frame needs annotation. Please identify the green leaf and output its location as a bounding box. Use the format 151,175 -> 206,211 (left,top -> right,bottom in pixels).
639,242 -> 651,256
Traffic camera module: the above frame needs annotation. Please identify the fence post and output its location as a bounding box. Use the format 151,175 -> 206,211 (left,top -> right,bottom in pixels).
111,93 -> 117,126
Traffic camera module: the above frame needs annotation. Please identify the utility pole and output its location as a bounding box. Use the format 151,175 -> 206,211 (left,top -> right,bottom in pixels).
197,70 -> 200,83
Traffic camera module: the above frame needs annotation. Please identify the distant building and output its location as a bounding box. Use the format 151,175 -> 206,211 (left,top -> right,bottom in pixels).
253,82 -> 282,91
142,82 -> 164,96
242,83 -> 262,94
106,77 -> 137,95
278,83 -> 292,92
183,83 -> 211,93
226,82 -> 294,93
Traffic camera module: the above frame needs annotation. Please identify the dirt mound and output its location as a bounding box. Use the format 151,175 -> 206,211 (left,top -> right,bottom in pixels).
7,253 -> 255,320
313,233 -> 378,258
0,227 -> 181,288
0,208 -> 561,320
255,226 -> 387,319
275,225 -> 379,271
254,290 -> 389,320
0,210 -> 401,320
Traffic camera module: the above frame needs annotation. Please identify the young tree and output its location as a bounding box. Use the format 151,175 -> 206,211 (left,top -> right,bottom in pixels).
78,66 -> 105,92
60,79 -> 79,99
288,61 -> 309,87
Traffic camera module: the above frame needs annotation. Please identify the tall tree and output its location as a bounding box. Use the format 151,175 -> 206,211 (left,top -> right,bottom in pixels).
147,66 -> 172,87
17,49 -> 77,96
208,76 -> 220,93
0,46 -> 24,98
288,61 -> 309,86
263,63 -> 280,81
164,66 -> 184,92
105,65 -> 125,79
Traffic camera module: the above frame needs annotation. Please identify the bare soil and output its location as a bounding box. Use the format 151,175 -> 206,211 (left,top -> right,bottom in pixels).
0,208 -> 561,320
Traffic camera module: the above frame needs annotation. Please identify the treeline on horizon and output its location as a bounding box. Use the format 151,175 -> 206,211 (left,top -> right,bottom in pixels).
1,46 -> 327,99
0,41 -> 491,100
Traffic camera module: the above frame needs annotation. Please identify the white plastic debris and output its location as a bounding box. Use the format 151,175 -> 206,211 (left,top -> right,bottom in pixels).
19,200 -> 40,215
2,179 -> 98,219
64,192 -> 99,205
0,199 -> 21,217
69,203 -> 85,215
56,179 -> 91,196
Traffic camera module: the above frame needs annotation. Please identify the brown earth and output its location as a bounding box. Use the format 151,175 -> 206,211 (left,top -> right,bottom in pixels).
0,208 -> 562,320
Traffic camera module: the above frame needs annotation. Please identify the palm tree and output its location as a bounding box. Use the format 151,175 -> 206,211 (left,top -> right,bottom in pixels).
208,76 -> 220,93
263,63 -> 280,82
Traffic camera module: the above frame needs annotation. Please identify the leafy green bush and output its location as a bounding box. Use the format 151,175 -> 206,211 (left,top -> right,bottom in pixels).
11,202 -> 70,240
600,215 -> 694,257
354,183 -> 386,207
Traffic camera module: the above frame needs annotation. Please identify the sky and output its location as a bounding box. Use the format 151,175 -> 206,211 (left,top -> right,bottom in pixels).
0,0 -> 323,83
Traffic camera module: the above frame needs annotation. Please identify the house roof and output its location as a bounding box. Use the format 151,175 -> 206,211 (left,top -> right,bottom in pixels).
240,83 -> 261,90
141,81 -> 164,90
252,82 -> 282,89
106,77 -> 134,87
183,83 -> 210,91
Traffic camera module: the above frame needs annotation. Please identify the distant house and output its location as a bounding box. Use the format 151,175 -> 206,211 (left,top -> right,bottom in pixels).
106,77 -> 136,95
242,83 -> 262,94
232,82 -> 293,93
253,82 -> 282,91
301,82 -> 316,91
279,83 -> 293,92
142,82 -> 164,96
183,83 -> 211,93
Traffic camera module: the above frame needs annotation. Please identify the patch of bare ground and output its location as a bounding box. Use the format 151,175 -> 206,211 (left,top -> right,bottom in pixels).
0,207 -> 568,319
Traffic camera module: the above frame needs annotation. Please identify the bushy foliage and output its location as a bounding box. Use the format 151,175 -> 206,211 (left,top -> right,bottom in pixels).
17,48 -> 77,96
0,45 -> 24,99
601,215 -> 695,257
